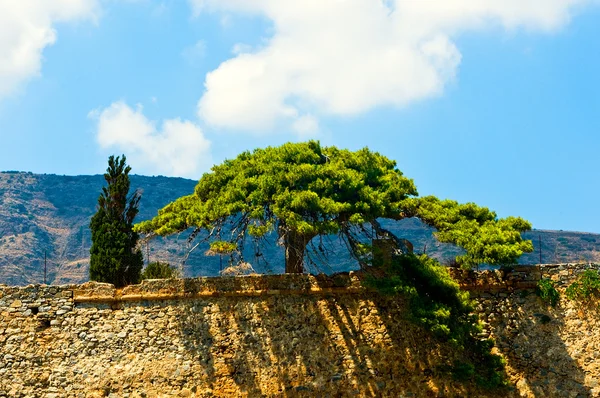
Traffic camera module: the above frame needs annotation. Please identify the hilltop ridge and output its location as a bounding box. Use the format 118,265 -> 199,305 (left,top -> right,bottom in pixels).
1,171 -> 599,285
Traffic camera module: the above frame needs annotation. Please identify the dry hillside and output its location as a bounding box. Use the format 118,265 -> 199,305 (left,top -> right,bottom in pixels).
1,171 -> 599,285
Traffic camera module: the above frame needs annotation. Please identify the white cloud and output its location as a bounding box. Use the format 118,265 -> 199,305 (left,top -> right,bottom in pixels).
292,114 -> 319,137
231,43 -> 253,55
0,0 -> 99,99
191,0 -> 594,133
91,101 -> 212,178
182,40 -> 207,65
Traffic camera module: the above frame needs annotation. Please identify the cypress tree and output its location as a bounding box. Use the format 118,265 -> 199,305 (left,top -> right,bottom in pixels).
89,155 -> 143,287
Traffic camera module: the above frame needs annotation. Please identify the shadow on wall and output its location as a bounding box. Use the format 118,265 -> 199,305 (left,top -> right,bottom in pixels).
1,272 -> 597,397
486,290 -> 594,397
80,274 -> 596,397
171,282 -> 494,396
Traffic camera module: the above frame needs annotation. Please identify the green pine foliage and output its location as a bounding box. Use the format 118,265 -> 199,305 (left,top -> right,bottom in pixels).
135,141 -> 533,273
207,241 -> 238,255
89,155 -> 143,288
403,196 -> 533,268
141,261 -> 179,280
366,254 -> 508,389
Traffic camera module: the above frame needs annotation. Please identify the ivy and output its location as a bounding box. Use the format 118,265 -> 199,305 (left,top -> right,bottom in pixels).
536,278 -> 560,307
565,269 -> 600,301
365,254 -> 508,390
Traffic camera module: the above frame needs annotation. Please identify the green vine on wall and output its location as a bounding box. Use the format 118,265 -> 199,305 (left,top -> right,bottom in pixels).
365,254 -> 508,390
565,269 -> 600,301
536,278 -> 560,307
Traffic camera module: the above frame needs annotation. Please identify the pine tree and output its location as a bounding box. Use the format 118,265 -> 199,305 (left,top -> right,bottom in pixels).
135,141 -> 533,273
89,155 -> 143,287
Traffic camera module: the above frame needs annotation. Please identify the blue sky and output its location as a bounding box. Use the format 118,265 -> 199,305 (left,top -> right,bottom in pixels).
0,0 -> 599,233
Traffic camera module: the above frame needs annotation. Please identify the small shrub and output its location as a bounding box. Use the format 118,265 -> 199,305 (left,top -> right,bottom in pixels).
536,278 -> 560,307
565,269 -> 600,301
141,261 -> 179,280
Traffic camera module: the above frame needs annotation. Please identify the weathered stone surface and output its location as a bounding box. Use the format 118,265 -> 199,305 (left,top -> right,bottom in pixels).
0,265 -> 599,397
9,300 -> 22,308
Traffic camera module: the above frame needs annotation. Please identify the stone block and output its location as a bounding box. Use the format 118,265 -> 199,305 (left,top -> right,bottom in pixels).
9,300 -> 22,308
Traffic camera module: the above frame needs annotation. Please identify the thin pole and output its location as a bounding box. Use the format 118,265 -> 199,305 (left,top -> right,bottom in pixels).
44,251 -> 47,284
539,235 -> 542,264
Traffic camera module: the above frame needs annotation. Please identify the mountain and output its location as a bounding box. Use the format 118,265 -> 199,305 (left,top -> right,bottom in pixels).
1,171 -> 599,286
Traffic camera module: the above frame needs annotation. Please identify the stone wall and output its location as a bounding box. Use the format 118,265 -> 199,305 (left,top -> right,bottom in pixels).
1,265 -> 599,397
449,264 -> 600,397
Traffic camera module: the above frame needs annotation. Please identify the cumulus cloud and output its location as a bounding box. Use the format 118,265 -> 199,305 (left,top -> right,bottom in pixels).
90,101 -> 212,178
191,0 -> 593,133
0,0 -> 99,99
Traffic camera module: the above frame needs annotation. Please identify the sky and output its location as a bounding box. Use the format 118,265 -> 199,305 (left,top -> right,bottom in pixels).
0,0 -> 599,233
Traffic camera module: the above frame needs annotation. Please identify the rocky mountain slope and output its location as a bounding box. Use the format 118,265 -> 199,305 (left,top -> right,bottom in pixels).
1,171 -> 599,286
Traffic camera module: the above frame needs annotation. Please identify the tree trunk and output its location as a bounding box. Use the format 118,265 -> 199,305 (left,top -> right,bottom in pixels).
284,230 -> 314,273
